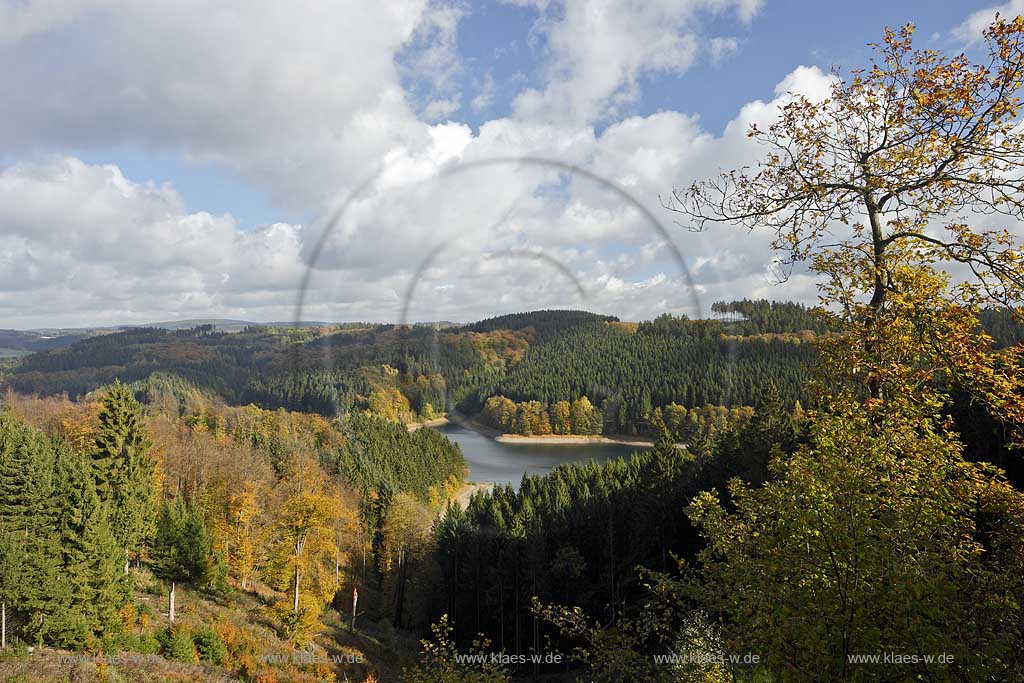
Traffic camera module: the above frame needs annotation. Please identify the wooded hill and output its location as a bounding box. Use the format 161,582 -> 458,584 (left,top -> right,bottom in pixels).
3,302 -> 824,435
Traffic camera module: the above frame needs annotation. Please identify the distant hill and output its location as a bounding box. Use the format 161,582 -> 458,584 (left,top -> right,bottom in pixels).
1,306 -> 827,435
465,309 -> 618,341
137,318 -> 334,332
0,329 -> 91,354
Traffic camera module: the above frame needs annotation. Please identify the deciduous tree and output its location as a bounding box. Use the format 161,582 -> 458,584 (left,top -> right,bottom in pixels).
668,18 -> 1024,425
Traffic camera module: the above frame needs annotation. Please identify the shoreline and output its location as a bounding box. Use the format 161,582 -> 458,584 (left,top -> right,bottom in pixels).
430,411 -> 684,448
447,412 -> 657,447
406,416 -> 450,432
494,433 -> 655,446
450,481 -> 495,508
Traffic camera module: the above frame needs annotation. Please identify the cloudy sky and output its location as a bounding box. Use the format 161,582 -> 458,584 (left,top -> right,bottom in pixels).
0,0 -> 1016,328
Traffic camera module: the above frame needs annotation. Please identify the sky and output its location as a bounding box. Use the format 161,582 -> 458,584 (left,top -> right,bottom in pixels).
0,0 -> 1019,328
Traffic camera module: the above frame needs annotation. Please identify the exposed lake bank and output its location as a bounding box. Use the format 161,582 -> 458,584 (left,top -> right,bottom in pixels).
447,411 -> 657,447
434,420 -> 651,489
495,433 -> 655,446
406,416 -> 450,432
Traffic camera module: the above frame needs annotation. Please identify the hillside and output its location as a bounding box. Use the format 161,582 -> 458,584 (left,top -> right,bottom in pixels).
0,382 -> 464,683
2,304 -> 821,435
0,572 -> 405,683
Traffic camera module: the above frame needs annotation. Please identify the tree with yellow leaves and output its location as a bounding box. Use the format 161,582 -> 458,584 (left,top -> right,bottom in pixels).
267,456 -> 342,645
222,483 -> 267,593
667,16 -> 1024,429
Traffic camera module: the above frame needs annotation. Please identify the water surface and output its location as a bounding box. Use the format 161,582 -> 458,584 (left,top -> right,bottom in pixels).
437,422 -> 648,488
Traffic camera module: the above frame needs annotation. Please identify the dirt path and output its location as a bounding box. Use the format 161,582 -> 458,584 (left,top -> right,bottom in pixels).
451,481 -> 494,509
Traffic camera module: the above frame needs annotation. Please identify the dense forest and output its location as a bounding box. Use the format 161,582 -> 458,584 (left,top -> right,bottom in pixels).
471,314 -> 815,432
4,302 -> 821,436
432,387 -> 799,657
0,373 -> 467,681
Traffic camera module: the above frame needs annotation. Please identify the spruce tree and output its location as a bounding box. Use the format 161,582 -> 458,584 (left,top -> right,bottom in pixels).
92,381 -> 157,570
151,498 -> 213,623
0,411 -> 55,530
50,452 -> 127,648
0,412 -> 65,647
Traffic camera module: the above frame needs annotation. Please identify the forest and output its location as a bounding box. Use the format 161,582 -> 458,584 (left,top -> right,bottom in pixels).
3,16 -> 1024,683
4,302 -> 819,437
0,373 -> 467,682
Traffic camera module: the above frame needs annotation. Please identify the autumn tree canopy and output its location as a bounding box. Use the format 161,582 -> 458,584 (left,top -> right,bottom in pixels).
667,17 -> 1024,421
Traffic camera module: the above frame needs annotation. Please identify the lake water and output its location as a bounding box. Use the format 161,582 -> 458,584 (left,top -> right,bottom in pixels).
436,422 -> 649,488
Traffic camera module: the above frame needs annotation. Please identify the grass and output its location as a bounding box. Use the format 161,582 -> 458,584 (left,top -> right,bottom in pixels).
0,568 -> 394,683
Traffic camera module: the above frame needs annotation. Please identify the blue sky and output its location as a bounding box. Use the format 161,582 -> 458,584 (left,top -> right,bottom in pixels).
0,0 -> 1017,327
70,0 -> 999,227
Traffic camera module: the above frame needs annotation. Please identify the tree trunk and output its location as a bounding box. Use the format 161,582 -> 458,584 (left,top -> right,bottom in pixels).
393,548 -> 406,628
498,571 -> 505,652
863,192 -> 887,400
351,587 -> 358,632
2,601 -> 6,650
124,548 -> 131,575
169,582 -> 176,623
293,564 -> 301,614
514,555 -> 520,656
532,567 -> 540,681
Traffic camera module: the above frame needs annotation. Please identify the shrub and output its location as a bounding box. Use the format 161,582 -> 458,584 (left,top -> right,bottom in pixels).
114,630 -> 161,655
137,602 -> 156,629
0,637 -> 29,661
158,625 -> 197,663
193,624 -> 227,666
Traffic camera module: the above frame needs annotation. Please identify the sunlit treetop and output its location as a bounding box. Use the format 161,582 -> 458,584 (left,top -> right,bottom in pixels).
667,15 -> 1024,431
667,15 -> 1024,309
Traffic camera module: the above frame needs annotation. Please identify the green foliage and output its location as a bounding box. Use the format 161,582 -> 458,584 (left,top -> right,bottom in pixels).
711,299 -> 828,335
151,498 -> 213,588
337,412 -> 466,500
689,396 -> 1024,681
404,614 -> 510,683
0,412 -> 66,647
158,625 -> 197,663
49,452 -> 128,649
0,410 -> 131,649
466,309 -> 617,341
476,317 -> 815,433
192,624 -> 227,665
113,629 -> 161,655
91,381 -> 156,564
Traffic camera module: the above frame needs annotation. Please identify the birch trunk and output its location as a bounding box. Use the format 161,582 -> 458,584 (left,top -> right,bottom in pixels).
169,581 -> 176,623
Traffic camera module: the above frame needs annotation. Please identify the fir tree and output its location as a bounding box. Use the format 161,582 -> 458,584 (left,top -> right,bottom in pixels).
151,498 -> 213,623
49,448 -> 126,648
0,412 -> 65,647
91,381 -> 157,570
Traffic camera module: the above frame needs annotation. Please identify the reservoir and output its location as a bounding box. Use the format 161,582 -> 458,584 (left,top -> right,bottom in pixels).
437,421 -> 649,488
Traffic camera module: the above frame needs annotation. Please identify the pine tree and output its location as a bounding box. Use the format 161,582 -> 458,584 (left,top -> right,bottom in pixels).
49,451 -> 127,648
0,411 -> 65,647
0,411 -> 54,530
151,498 -> 213,623
92,381 -> 157,571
